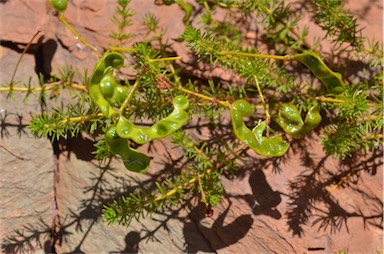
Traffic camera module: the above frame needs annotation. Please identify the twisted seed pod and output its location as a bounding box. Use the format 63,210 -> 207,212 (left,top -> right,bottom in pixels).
116,95 -> 190,144
99,71 -> 128,105
230,99 -> 290,157
175,0 -> 193,24
89,52 -> 125,118
105,126 -> 150,173
275,103 -> 322,139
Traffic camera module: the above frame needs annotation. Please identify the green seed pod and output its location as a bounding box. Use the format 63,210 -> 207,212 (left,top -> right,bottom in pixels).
88,52 -> 125,118
105,126 -> 150,173
100,73 -> 118,99
175,0 -> 193,24
49,0 -> 67,13
112,85 -> 128,105
301,103 -> 322,134
162,0 -> 176,5
230,99 -> 290,157
116,95 -> 190,144
99,71 -> 128,105
292,52 -> 346,94
232,99 -> 253,116
275,103 -> 304,139
275,103 -> 322,139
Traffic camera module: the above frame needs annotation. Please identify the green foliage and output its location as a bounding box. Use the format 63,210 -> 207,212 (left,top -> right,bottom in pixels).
110,0 -> 135,46
335,86 -> 369,121
311,0 -> 364,49
321,123 -> 364,160
3,0 -> 382,230
92,138 -> 111,161
102,127 -> 228,225
28,101 -> 89,142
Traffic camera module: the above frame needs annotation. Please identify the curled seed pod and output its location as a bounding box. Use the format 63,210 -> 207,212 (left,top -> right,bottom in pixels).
99,73 -> 118,99
88,52 -> 125,118
230,99 -> 290,157
275,103 -> 322,139
301,103 -> 322,134
175,0 -> 193,24
116,95 -> 190,144
99,71 -> 128,105
105,126 -> 150,173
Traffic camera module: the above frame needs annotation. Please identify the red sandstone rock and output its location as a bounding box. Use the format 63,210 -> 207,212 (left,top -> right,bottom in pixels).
0,0 -> 382,253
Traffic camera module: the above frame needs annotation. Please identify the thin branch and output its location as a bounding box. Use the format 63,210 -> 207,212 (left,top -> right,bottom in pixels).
10,30 -> 41,87
0,144 -> 25,160
0,81 -> 87,93
58,14 -> 102,57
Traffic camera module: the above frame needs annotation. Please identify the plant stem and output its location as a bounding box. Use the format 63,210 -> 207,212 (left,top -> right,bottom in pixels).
153,169 -> 212,202
217,51 -> 288,60
315,96 -> 378,108
202,0 -> 218,27
363,47 -> 383,57
59,14 -> 102,57
59,113 -> 104,124
179,87 -> 231,108
119,78 -> 141,115
0,81 -> 87,93
152,134 -> 238,204
363,133 -> 383,140
327,172 -> 352,196
202,1 -> 211,12
357,115 -> 380,122
149,56 -> 182,63
0,144 -> 25,160
315,96 -> 345,103
10,30 -> 41,87
168,59 -> 231,107
109,46 -> 137,52
196,171 -> 208,204
261,4 -> 313,50
253,76 -> 270,122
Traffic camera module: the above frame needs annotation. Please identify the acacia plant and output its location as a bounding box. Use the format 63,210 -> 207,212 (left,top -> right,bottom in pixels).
2,0 -> 382,226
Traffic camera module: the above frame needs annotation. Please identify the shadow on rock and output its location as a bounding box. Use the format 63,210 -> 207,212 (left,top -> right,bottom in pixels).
0,36 -> 58,83
245,169 -> 282,219
109,231 -> 141,254
63,135 -> 98,161
122,231 -> 141,254
286,148 -> 383,236
183,202 -> 254,253
1,217 -> 61,254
